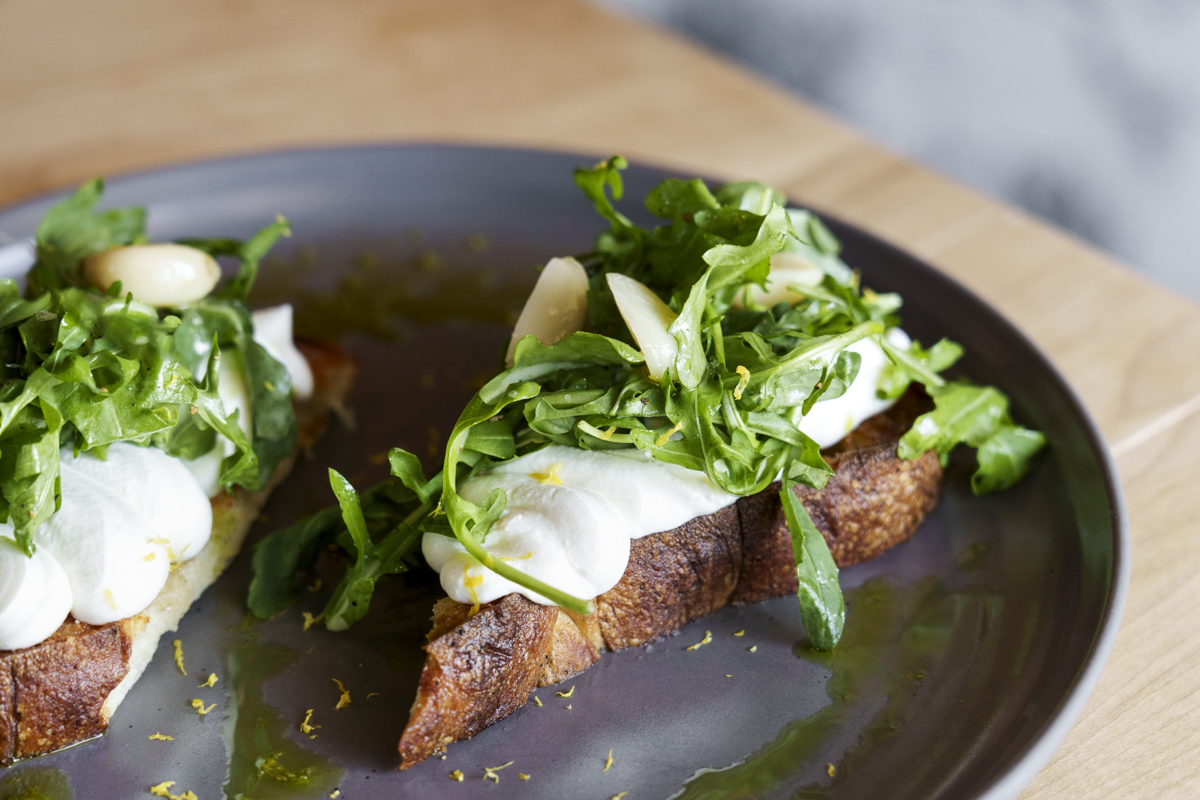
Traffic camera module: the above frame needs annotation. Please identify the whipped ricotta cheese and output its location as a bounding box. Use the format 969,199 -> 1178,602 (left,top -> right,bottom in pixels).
424,328 -> 913,608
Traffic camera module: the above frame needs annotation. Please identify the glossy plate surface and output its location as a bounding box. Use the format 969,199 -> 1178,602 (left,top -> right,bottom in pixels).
0,145 -> 1127,800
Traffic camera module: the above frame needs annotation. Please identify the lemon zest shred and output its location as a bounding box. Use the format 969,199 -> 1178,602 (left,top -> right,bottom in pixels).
141,552 -> 157,562
733,630 -> 745,637
367,692 -> 381,699
750,645 -> 758,653
190,699 -> 216,715
655,420 -> 684,447
300,709 -> 321,735
463,565 -> 484,616
303,612 -> 324,631
566,704 -> 573,710
147,733 -> 174,741
554,685 -> 575,698
733,365 -> 751,400
104,589 -> 118,610
611,793 -> 630,800
198,673 -> 218,688
726,674 -> 733,678
333,678 -> 351,709
529,461 -> 564,485
599,426 -> 617,441
827,763 -> 837,778
534,696 -> 542,707
603,748 -> 614,772
149,536 -> 170,546
484,761 -> 514,783
149,781 -> 198,800
686,630 -> 713,651
172,640 -> 187,676
519,772 -> 531,780
449,770 -> 464,782
307,578 -> 323,592
330,791 -> 341,798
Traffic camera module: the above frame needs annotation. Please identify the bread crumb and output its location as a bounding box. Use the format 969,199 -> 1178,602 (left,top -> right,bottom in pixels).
198,673 -> 218,688
147,733 -> 174,741
172,640 -> 187,676
602,748 -> 614,773
332,678 -> 351,709
687,631 -> 713,651
554,685 -> 575,698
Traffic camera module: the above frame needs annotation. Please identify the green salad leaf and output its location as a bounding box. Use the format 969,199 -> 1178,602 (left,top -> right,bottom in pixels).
2,180 -> 297,554
249,157 -> 1045,649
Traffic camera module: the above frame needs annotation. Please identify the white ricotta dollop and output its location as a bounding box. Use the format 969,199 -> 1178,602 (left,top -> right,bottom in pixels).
423,445 -> 738,607
423,328 -> 914,608
796,328 -> 911,448
33,459 -> 171,626
0,529 -> 73,650
252,304 -> 314,400
65,443 -> 213,562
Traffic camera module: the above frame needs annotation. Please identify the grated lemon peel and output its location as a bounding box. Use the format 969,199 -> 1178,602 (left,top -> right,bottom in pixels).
484,761 -> 514,783
749,645 -> 757,653
190,699 -> 216,715
333,678 -> 351,709
733,630 -> 745,637
301,709 -> 321,736
302,612 -> 324,631
172,640 -> 187,676
149,781 -> 198,800
463,565 -> 484,616
603,748 -> 614,772
104,589 -> 117,611
611,793 -> 630,800
554,685 -> 575,698
733,365 -> 751,400
529,461 -> 564,485
199,673 -> 218,688
655,420 -> 684,447
449,770 -> 464,782
827,763 -> 837,778
534,695 -> 542,707
148,733 -> 174,741
686,630 -> 713,651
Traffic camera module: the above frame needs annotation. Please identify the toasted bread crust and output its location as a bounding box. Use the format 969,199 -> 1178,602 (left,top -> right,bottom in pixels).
397,389 -> 942,769
0,338 -> 356,764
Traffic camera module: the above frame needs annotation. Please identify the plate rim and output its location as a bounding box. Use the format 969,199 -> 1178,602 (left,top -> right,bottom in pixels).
0,142 -> 1130,800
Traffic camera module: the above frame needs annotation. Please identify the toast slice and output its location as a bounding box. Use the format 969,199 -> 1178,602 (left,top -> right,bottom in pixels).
0,338 -> 357,763
397,388 -> 941,768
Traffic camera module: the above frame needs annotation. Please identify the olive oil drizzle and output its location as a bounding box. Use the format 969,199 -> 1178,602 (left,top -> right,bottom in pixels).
220,634 -> 344,799
0,766 -> 73,800
673,577 -> 1004,799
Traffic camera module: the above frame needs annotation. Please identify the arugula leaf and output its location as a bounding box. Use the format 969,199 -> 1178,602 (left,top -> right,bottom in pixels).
899,381 -> 1045,495
2,180 -> 298,553
29,179 -> 146,294
781,475 -> 844,651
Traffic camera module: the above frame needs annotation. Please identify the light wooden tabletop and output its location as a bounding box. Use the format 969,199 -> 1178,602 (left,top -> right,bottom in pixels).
3,0 -> 1197,796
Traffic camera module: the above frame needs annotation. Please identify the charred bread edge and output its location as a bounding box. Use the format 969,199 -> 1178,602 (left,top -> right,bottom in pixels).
1,339 -> 356,763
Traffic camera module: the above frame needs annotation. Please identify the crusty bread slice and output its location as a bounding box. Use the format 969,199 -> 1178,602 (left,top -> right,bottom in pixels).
397,388 -> 942,768
0,338 -> 356,764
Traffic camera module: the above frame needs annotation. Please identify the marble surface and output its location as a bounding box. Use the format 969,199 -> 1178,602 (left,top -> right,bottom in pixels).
604,0 -> 1200,302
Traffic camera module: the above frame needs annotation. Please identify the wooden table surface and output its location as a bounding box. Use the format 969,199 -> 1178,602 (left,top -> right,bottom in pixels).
2,1 -> 1197,796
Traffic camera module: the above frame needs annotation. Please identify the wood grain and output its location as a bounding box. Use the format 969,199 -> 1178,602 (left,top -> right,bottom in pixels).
1,0 -> 1198,796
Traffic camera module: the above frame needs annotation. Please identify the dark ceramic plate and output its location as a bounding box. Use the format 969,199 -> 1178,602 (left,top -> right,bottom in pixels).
0,146 -> 1127,800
